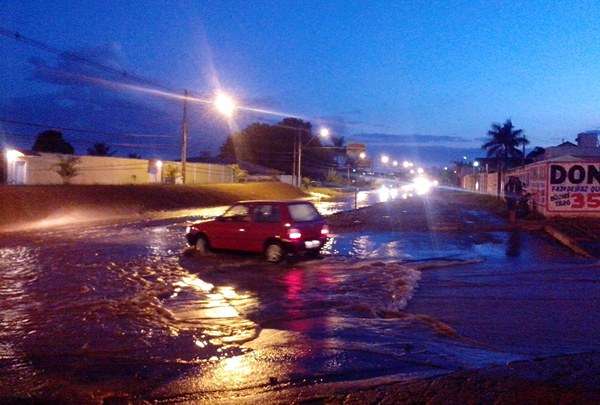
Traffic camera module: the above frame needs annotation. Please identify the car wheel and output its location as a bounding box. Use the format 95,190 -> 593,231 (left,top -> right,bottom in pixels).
195,236 -> 210,255
307,249 -> 321,258
265,242 -> 284,263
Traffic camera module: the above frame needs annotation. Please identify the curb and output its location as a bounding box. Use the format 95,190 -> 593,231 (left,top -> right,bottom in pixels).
544,225 -> 593,257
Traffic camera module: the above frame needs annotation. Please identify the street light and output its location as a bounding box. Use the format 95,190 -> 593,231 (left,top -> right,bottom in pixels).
5,149 -> 24,163
319,127 -> 330,138
359,151 -> 367,160
402,160 -> 410,168
473,161 -> 480,167
392,160 -> 398,167
214,92 -> 237,118
381,155 -> 389,164
417,167 -> 424,174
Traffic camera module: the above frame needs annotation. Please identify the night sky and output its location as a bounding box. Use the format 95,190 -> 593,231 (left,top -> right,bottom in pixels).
2,1 -> 600,165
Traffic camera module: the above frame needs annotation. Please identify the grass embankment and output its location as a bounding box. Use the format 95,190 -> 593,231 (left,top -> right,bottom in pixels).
0,182 -> 307,229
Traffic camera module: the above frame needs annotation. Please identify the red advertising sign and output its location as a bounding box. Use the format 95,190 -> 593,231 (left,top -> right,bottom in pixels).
547,162 -> 600,212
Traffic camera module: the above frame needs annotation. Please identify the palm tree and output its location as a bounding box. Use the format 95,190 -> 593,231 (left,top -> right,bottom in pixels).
482,119 -> 528,196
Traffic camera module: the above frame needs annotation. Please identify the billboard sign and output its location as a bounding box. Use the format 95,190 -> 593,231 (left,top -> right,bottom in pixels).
547,163 -> 600,212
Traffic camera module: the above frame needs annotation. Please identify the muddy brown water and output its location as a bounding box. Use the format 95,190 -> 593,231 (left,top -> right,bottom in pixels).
1,194 -> 598,401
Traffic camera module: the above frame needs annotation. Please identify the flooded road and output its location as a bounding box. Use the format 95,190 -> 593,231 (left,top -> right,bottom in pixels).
1,194 -> 599,402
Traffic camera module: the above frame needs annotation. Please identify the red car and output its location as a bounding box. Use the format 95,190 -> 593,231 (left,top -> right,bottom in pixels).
185,200 -> 330,263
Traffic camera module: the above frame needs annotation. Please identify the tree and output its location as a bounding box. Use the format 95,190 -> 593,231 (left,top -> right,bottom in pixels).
331,136 -> 345,148
32,130 -> 74,154
526,146 -> 545,161
482,119 -> 528,196
218,118 -> 337,180
54,156 -> 80,184
87,142 -> 115,156
163,164 -> 180,184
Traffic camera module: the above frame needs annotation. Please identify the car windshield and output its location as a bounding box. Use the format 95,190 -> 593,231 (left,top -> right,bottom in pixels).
288,203 -> 321,222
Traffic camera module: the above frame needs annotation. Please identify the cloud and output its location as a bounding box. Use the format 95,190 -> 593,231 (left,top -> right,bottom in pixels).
351,132 -> 472,145
1,43 -> 230,157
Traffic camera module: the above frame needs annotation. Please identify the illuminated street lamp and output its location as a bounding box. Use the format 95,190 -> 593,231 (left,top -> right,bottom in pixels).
214,92 -> 237,118
402,160 -> 410,168
392,160 -> 398,167
381,155 -> 389,164
5,149 -> 24,163
473,161 -> 480,167
319,127 -> 330,138
155,160 -> 163,169
417,167 -> 424,174
359,151 -> 367,160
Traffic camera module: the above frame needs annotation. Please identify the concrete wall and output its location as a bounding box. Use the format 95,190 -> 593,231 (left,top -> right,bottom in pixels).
462,159 -> 600,218
5,152 -> 235,185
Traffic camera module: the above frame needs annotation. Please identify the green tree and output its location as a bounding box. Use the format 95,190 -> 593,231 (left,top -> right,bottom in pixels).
482,119 -> 528,196
54,156 -> 80,184
32,130 -> 75,154
163,164 -> 180,184
218,118 -> 336,180
87,142 -> 115,156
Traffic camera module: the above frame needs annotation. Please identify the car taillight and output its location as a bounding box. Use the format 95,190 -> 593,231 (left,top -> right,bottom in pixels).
321,225 -> 330,236
288,228 -> 302,239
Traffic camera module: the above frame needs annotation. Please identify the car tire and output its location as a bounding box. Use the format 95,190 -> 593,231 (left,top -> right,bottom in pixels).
307,249 -> 321,259
195,235 -> 210,255
265,242 -> 284,263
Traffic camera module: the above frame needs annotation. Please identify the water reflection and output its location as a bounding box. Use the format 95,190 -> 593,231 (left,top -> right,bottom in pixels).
505,230 -> 522,257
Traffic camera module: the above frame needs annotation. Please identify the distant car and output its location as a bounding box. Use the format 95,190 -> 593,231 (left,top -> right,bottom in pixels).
185,200 -> 330,263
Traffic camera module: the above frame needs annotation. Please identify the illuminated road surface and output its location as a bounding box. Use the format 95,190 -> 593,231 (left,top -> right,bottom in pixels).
1,197 -> 599,402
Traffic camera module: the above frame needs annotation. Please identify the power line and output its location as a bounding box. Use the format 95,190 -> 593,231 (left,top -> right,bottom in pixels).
0,26 -> 176,93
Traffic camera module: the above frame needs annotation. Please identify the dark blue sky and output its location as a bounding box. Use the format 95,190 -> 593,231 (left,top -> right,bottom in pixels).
2,1 -> 600,165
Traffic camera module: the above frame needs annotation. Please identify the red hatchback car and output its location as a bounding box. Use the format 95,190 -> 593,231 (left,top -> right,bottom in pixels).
185,200 -> 330,262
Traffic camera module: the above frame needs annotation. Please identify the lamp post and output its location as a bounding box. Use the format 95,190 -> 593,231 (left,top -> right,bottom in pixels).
180,90 -> 189,184
297,126 -> 330,187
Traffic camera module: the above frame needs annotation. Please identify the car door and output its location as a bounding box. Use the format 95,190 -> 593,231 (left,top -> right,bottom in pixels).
249,204 -> 283,252
215,204 -> 252,250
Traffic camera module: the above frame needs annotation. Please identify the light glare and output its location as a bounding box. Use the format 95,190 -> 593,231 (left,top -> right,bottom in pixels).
214,92 -> 237,117
5,149 -> 24,163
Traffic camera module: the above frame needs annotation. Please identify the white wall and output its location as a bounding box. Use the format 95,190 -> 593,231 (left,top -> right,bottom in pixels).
6,152 -> 235,185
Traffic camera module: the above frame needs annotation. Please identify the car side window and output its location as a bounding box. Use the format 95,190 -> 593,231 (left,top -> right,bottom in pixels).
253,204 -> 281,223
221,205 -> 250,222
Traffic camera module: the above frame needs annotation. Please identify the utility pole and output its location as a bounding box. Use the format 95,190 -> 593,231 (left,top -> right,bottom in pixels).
297,128 -> 302,187
292,134 -> 297,186
180,89 -> 189,184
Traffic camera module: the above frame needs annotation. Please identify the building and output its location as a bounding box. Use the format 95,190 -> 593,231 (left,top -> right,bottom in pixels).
345,143 -> 372,168
540,131 -> 600,160
461,131 -> 600,217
